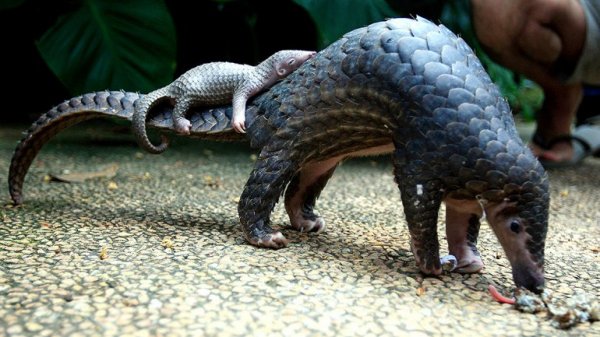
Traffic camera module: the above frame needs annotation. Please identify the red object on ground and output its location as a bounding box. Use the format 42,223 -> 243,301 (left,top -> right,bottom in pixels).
488,284 -> 516,304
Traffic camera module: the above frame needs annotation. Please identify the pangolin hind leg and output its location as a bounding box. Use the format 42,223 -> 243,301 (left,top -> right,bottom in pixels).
444,201 -> 484,273
284,158 -> 339,233
238,148 -> 298,249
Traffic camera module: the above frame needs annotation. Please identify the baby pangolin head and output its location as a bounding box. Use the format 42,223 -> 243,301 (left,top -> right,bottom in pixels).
270,50 -> 317,77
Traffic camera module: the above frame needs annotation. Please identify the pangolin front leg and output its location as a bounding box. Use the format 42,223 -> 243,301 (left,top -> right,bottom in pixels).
231,89 -> 251,133
284,159 -> 339,233
394,155 -> 444,275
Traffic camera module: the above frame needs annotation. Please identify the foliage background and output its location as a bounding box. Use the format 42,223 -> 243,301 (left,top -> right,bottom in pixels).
0,0 -> 541,123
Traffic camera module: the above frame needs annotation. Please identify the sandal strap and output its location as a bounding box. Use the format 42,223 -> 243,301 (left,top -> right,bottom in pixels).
531,131 -> 551,150
531,131 -> 592,153
554,135 -> 591,154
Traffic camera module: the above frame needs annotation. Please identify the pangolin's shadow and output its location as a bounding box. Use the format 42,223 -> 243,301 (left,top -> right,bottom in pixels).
15,196 -> 484,291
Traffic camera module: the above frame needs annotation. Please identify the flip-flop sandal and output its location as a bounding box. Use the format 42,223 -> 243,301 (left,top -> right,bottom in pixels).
531,132 -> 591,169
573,123 -> 600,158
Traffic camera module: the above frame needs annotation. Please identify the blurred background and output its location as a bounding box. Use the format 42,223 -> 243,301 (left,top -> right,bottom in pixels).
0,0 -> 545,124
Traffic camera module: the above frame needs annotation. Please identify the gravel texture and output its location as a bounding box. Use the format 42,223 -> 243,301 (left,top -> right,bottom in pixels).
0,123 -> 598,337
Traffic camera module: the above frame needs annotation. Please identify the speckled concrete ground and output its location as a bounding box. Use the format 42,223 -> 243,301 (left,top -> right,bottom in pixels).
0,123 -> 598,337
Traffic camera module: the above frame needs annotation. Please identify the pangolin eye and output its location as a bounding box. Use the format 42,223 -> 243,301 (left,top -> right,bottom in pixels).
510,221 -> 521,233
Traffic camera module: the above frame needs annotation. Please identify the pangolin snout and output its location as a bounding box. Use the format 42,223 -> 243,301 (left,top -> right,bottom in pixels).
513,264 -> 545,293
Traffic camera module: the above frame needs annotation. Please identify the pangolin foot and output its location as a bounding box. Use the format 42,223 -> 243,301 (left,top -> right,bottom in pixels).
448,245 -> 484,273
290,216 -> 325,233
440,254 -> 483,273
232,119 -> 246,133
454,256 -> 484,273
248,231 -> 289,249
416,257 -> 443,276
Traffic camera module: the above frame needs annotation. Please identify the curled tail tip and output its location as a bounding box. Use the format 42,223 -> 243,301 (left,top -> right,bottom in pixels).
153,134 -> 170,154
143,134 -> 170,154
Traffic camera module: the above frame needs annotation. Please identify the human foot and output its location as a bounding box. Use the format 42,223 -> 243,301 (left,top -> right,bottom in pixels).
530,132 -> 590,168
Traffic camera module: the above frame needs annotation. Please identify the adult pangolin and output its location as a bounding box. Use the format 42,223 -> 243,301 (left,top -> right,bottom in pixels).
8,17 -> 549,292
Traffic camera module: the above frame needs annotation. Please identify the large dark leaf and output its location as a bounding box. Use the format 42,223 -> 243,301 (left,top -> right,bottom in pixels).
293,0 -> 397,48
0,0 -> 25,10
37,0 -> 176,94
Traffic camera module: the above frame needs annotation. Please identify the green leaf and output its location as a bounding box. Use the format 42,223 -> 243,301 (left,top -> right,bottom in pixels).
36,0 -> 176,94
293,0 -> 397,48
0,0 -> 25,10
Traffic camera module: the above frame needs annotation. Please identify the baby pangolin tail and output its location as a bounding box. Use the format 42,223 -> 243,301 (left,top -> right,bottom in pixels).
131,86 -> 171,154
